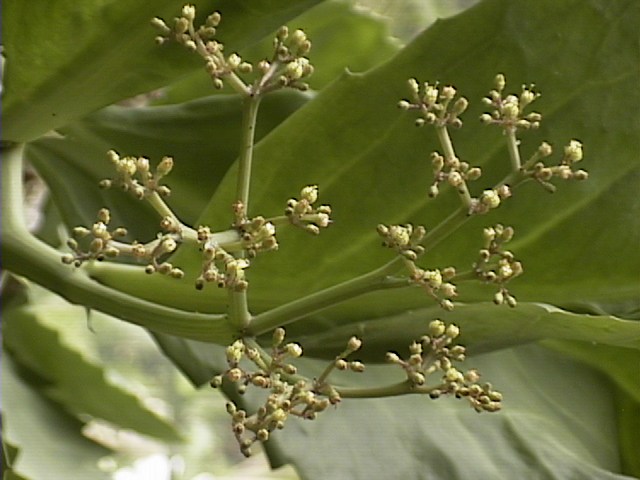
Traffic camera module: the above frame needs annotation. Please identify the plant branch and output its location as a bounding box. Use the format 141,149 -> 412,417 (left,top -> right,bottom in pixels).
505,127 -> 521,171
247,259 -> 408,336
1,144 -> 233,343
228,93 -> 262,330
436,125 -> 472,209
336,379 -> 441,398
146,191 -> 198,241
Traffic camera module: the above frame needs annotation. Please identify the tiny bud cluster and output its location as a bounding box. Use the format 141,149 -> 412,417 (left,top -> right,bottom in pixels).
428,151 -> 484,201
475,224 -> 522,306
378,224 -> 457,310
523,140 -> 588,192
399,80 -> 469,128
210,329 -> 358,457
101,150 -> 173,199
232,201 -> 279,258
480,74 -> 542,131
386,320 -> 502,413
196,228 -> 249,292
152,6 -> 251,89
285,185 -> 332,234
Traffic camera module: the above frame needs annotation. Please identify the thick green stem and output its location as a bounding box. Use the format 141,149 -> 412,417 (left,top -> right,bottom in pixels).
247,258 -> 408,336
336,380 -> 441,398
1,144 -> 232,343
228,94 -> 262,330
236,95 -> 262,213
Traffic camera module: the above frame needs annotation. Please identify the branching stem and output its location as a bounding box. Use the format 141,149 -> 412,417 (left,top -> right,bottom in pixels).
436,125 -> 472,209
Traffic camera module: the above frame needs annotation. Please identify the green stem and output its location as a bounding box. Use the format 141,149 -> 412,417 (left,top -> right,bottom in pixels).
247,258 -> 408,336
236,95 -> 262,213
146,191 -> 198,241
1,144 -> 232,343
506,127 -> 522,171
436,125 -> 472,209
228,94 -> 262,331
336,380 -> 441,398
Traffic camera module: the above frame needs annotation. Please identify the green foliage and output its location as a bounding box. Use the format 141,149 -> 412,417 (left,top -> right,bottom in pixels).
2,0 -> 639,478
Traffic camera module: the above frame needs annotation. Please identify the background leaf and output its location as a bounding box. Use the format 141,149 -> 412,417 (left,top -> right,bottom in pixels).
261,344 -> 632,479
3,285 -> 181,441
2,357 -> 111,480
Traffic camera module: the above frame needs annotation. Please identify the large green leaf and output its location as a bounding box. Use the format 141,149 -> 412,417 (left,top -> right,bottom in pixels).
2,357 -> 111,480
3,285 -> 181,441
250,344 -> 634,479
2,0 -> 322,142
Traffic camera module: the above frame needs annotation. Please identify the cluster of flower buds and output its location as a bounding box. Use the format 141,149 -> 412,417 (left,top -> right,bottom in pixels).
398,80 -> 469,128
99,150 -> 173,199
152,6 -> 252,89
285,185 -> 332,234
522,140 -> 588,192
376,223 -> 425,260
468,184 -> 512,215
408,266 -> 457,311
210,329 -> 355,457
386,320 -> 502,413
480,74 -> 542,131
62,207 -> 184,277
256,26 -> 314,92
427,151 -> 483,199
474,224 -> 522,307
195,228 -> 249,291
141,234 -> 184,279
231,201 -> 279,258
62,208 -> 125,266
377,224 -> 457,310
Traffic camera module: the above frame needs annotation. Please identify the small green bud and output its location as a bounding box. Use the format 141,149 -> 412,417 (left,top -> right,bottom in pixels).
480,113 -> 493,124
480,189 -> 501,209
564,140 -> 583,163
445,368 -> 464,383
440,299 -> 454,311
429,320 -> 446,337
272,327 -> 286,346
445,324 -> 460,339
409,371 -> 426,385
451,97 -> 468,115
210,375 -> 223,388
285,343 -> 303,358
385,352 -> 402,364
347,336 -> 362,352
466,167 -> 482,181
494,73 -> 506,92
227,367 -> 243,382
174,17 -> 189,35
447,171 -> 464,188
398,100 -> 411,110
349,361 -> 365,373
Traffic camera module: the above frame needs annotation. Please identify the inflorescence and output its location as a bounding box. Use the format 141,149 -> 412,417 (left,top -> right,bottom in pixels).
59,4 -> 590,457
